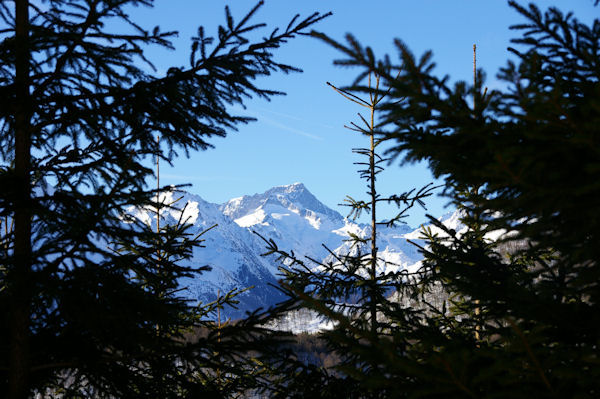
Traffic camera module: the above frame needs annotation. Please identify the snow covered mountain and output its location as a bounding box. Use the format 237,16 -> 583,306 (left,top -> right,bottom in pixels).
221,183 -> 349,267
129,183 -> 461,320
220,183 -> 425,275
128,190 -> 286,320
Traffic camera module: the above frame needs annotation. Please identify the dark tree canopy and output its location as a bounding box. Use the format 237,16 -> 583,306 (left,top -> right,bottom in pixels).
381,2 -> 600,267
271,2 -> 600,397
0,1 -> 328,398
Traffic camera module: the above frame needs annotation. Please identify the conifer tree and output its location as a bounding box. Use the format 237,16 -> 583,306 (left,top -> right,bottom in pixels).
300,1 -> 600,397
0,1 -> 328,397
259,60 -> 436,397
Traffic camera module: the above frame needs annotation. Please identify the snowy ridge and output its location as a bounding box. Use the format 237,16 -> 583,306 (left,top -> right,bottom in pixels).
403,211 -> 466,240
221,182 -> 343,224
127,183 -> 463,322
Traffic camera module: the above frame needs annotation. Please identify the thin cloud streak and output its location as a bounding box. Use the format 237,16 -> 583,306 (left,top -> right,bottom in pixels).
258,114 -> 325,141
161,174 -> 248,182
231,105 -> 325,141
253,105 -> 336,130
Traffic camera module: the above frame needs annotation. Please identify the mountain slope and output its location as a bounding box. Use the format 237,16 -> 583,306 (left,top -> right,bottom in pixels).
128,183 -> 461,320
221,182 -> 349,266
130,190 -> 286,320
220,183 -> 426,280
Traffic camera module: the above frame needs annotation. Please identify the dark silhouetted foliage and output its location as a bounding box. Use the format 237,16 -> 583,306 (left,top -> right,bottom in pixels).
271,1 -> 600,397
0,1 -> 328,398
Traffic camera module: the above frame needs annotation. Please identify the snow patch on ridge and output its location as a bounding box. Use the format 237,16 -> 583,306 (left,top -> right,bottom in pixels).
235,209 -> 267,227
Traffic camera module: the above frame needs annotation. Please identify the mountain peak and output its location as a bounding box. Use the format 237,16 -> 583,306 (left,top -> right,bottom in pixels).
288,182 -> 305,189
221,183 -> 343,223
267,182 -> 306,194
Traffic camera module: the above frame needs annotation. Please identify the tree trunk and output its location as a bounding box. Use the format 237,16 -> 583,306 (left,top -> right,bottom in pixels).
369,103 -> 377,335
9,1 -> 32,398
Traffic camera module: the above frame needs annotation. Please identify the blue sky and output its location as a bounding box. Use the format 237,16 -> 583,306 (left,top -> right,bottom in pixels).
133,1 -> 598,227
